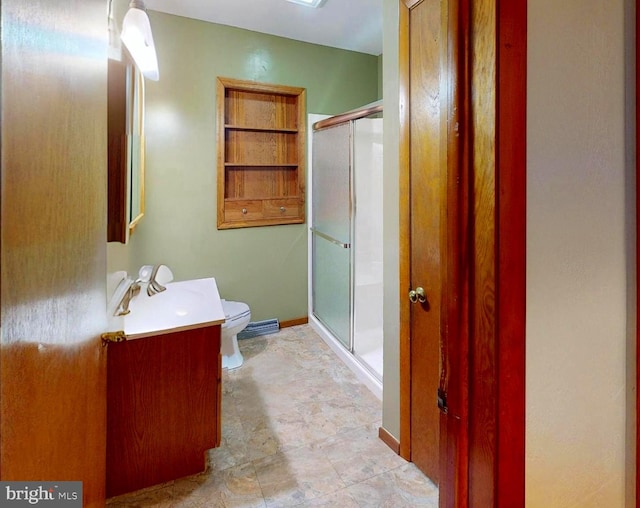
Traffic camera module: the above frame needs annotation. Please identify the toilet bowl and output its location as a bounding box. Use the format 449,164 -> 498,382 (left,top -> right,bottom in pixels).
221,300 -> 251,370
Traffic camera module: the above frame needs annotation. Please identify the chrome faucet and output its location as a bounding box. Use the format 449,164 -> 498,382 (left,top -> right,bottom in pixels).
113,265 -> 168,316
115,280 -> 141,316
147,264 -> 167,297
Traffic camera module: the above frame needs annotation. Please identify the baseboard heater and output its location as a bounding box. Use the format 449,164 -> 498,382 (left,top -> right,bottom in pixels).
237,318 -> 280,339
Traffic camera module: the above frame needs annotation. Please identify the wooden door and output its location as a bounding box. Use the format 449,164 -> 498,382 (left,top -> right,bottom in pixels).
404,0 -> 448,484
0,1 -> 109,506
399,0 -> 526,505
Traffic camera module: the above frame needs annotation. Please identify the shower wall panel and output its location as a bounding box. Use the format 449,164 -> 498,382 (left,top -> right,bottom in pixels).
353,117 -> 384,379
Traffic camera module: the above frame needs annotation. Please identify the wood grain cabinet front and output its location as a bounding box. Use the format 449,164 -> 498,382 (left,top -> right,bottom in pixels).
263,198 -> 300,218
106,325 -> 221,498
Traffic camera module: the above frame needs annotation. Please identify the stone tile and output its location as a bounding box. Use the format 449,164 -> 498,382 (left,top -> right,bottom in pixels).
235,337 -> 269,362
207,410 -> 251,472
106,484 -> 174,507
302,488 -> 360,507
272,408 -> 335,449
253,445 -> 346,507
279,375 -> 353,404
238,416 -> 282,462
299,395 -> 381,437
171,462 -> 265,508
319,423 -> 408,486
346,463 -> 439,507
235,386 -> 299,419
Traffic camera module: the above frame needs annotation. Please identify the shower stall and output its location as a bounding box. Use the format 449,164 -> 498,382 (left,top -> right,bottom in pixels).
308,102 -> 383,398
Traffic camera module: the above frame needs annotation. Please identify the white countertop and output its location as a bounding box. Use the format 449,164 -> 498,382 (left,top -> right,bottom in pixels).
124,277 -> 225,340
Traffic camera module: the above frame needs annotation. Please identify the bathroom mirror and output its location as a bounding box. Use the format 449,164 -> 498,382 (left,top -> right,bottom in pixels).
108,58 -> 146,243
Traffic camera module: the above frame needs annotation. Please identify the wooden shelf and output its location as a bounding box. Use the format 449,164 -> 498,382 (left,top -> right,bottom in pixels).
224,195 -> 301,202
225,124 -> 299,133
217,77 -> 306,229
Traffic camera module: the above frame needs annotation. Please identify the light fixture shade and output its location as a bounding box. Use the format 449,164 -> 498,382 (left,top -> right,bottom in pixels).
121,7 -> 159,81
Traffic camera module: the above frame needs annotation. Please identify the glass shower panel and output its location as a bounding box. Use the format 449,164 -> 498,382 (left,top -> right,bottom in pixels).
312,236 -> 351,347
312,123 -> 351,243
352,116 -> 384,380
311,123 -> 352,349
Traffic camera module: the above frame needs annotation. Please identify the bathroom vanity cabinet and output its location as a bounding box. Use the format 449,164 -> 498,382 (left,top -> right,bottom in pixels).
106,325 -> 222,498
216,77 -> 306,229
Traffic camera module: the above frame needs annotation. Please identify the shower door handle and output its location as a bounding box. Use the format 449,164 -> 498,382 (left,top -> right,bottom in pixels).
408,286 -> 426,304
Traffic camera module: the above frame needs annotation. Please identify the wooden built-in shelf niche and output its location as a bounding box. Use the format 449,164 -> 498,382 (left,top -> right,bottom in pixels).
217,77 -> 306,229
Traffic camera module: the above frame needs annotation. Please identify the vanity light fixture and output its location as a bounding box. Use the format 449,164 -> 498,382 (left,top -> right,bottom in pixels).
121,0 -> 159,81
286,0 -> 327,8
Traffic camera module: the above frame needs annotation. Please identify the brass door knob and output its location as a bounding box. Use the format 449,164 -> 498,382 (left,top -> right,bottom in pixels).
408,286 -> 426,304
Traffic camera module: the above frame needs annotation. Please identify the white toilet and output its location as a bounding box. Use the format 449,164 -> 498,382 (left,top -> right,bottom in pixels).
220,300 -> 251,370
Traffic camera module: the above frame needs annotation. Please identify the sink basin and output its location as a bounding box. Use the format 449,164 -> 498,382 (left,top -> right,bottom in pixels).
124,277 -> 225,340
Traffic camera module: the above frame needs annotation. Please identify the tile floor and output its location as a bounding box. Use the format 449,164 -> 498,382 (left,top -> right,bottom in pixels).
107,324 -> 438,507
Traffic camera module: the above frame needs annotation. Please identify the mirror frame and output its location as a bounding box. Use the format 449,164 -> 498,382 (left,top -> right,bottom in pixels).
107,58 -> 145,243
128,66 -> 145,233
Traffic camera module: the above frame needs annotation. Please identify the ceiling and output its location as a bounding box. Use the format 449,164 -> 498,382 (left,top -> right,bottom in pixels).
143,0 -> 383,56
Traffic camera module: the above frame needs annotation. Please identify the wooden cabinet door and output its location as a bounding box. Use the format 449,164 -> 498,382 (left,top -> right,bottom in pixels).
106,327 -> 220,497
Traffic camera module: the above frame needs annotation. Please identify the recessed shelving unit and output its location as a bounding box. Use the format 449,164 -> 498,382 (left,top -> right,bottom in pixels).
217,77 -> 306,229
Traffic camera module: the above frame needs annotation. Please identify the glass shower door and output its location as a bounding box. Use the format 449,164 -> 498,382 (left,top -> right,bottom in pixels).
311,122 -> 352,349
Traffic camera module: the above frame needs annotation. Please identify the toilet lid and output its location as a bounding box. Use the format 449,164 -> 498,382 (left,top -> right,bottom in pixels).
222,300 -> 250,321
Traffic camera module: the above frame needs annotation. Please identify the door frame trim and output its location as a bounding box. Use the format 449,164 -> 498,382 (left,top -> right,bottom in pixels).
494,0 -> 527,504
398,0 -> 527,504
398,0 -> 412,462
636,0 -> 639,503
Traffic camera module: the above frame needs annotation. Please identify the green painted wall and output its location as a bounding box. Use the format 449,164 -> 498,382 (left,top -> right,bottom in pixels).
377,54 -> 384,99
126,12 -> 379,322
